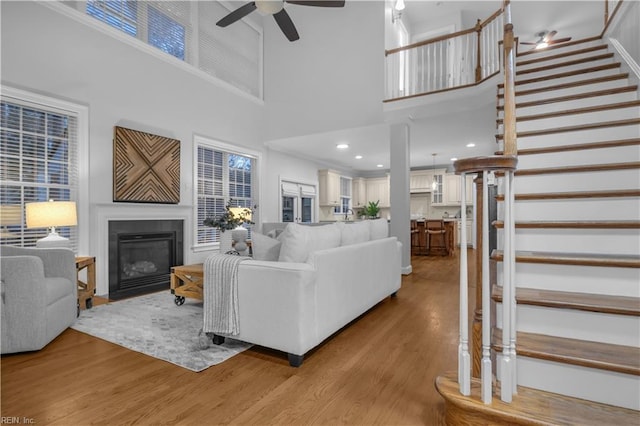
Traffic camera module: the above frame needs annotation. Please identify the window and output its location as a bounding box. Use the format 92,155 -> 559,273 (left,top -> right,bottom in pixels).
70,1 -> 262,98
0,96 -> 79,249
195,138 -> 256,247
334,176 -> 352,215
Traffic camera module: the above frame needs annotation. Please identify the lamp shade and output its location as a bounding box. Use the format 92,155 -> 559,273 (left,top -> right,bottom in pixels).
25,200 -> 77,229
228,207 -> 252,224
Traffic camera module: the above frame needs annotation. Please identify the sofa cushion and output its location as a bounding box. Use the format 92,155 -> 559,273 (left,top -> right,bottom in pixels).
369,218 -> 389,240
338,221 -> 370,246
251,232 -> 282,261
278,223 -> 341,263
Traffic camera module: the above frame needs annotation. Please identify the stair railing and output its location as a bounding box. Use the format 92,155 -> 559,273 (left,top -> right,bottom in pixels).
454,0 -> 518,404
384,7 -> 504,102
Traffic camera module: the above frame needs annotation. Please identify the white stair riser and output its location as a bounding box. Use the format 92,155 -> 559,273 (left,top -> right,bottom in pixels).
498,199 -> 640,222
502,107 -> 640,133
501,356 -> 640,410
495,303 -> 640,346
515,144 -> 640,169
516,48 -> 610,72
497,228 -> 640,255
516,41 -> 605,62
500,169 -> 640,193
497,92 -> 639,118
497,78 -> 633,105
497,262 -> 640,297
516,58 -> 615,81
505,124 -> 640,149
510,68 -> 622,92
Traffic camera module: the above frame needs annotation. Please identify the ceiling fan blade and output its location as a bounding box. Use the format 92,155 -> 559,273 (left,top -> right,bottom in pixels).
548,37 -> 572,45
544,30 -> 558,42
286,0 -> 345,7
216,2 -> 257,27
520,42 -> 537,45
273,9 -> 300,41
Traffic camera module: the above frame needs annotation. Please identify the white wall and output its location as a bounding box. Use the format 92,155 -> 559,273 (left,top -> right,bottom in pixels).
0,2 -> 268,292
263,1 -> 386,141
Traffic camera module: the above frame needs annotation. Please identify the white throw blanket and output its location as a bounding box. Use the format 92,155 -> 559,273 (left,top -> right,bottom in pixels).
203,254 -> 249,336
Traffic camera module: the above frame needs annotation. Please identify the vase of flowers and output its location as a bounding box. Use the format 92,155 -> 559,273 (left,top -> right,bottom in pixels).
203,199 -> 253,253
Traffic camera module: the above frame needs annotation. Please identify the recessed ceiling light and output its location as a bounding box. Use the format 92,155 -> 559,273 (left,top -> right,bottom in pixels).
376,164 -> 384,168
336,143 -> 349,150
355,155 -> 363,159
450,157 -> 458,162
466,143 -> 476,148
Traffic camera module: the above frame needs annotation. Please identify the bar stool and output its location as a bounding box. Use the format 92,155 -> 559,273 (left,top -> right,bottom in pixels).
425,219 -> 448,256
410,220 -> 420,254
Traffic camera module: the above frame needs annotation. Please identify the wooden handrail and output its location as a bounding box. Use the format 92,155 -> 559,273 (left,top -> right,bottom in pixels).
385,27 -> 476,56
502,22 -> 517,156
601,0 -> 624,37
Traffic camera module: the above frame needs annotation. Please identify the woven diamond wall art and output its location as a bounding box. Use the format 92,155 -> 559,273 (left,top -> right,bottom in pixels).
113,126 -> 180,204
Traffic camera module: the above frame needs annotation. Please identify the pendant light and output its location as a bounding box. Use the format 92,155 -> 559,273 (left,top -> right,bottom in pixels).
431,153 -> 438,190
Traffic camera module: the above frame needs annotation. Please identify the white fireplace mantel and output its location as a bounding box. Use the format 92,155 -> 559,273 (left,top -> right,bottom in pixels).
91,203 -> 193,296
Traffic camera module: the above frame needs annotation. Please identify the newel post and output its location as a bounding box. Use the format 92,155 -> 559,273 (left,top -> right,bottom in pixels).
475,19 -> 483,83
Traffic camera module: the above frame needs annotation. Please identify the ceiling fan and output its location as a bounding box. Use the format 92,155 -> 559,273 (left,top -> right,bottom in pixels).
216,0 -> 346,42
521,30 -> 572,50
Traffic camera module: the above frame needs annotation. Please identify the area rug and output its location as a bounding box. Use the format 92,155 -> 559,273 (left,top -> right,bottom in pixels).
71,292 -> 251,372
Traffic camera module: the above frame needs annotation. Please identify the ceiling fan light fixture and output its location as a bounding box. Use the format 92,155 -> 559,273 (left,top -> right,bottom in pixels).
255,0 -> 284,15
536,41 -> 549,49
394,0 -> 405,11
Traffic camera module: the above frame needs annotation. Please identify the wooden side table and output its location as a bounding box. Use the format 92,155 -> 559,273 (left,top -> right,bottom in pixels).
170,263 -> 203,305
76,256 -> 96,309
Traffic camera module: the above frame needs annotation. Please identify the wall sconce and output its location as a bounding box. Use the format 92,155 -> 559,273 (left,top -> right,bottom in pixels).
392,8 -> 402,23
25,199 -> 77,248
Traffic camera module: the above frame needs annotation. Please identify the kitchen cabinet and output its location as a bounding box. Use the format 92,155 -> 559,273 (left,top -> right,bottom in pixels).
409,170 -> 433,193
456,220 -> 473,247
443,173 -> 475,206
431,173 -> 444,205
318,169 -> 340,206
366,176 -> 390,208
352,177 -> 367,208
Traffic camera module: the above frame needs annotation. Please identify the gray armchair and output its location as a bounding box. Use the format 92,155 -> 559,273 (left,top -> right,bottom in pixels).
1,246 -> 77,354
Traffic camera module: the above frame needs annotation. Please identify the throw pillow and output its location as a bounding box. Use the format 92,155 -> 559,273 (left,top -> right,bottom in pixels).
251,232 -> 282,261
338,221 -> 370,246
278,223 -> 341,263
369,218 -> 389,240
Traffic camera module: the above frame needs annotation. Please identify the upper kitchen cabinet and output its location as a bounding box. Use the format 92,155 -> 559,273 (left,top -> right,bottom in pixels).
443,174 -> 475,205
352,177 -> 367,208
409,170 -> 433,193
366,175 -> 390,208
318,169 -> 341,207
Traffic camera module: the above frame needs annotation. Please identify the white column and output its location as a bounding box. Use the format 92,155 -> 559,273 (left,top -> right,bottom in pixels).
500,170 -> 513,403
389,122 -> 412,275
458,172 -> 471,396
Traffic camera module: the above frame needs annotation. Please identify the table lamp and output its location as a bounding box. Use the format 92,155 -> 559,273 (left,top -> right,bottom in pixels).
0,205 -> 22,238
25,199 -> 77,248
229,207 -> 251,255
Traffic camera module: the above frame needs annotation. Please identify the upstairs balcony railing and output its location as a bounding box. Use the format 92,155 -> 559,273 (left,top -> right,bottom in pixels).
384,7 -> 504,102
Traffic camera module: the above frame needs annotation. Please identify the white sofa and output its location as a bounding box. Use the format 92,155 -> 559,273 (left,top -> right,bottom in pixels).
209,219 -> 402,366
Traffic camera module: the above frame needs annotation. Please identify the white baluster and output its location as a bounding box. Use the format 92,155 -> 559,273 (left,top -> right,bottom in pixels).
481,171 -> 492,404
458,172 -> 471,396
509,170 -> 517,395
500,170 -> 513,403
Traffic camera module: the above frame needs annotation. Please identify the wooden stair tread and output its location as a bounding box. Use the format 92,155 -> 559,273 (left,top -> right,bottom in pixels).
493,220 -> 640,229
516,45 -> 608,67
497,73 -> 629,98
436,373 -> 640,426
497,86 -> 638,110
516,53 -> 615,76
491,250 -> 640,268
492,284 -> 640,316
496,189 -> 640,201
495,138 -> 640,156
492,329 -> 640,376
516,36 -> 602,57
495,118 -> 640,140
498,63 -> 621,89
497,100 -> 640,124
510,162 -> 640,176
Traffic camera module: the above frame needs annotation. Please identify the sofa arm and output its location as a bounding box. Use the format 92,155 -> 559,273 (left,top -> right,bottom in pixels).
0,247 -> 76,292
1,256 -> 48,323
234,260 -> 319,355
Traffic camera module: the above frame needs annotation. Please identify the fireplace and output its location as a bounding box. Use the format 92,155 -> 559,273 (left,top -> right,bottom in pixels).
108,220 -> 183,300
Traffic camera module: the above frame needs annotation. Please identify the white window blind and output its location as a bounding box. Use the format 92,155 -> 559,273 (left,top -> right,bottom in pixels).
196,140 -> 255,247
0,98 -> 79,250
335,176 -> 352,214
68,1 -> 261,98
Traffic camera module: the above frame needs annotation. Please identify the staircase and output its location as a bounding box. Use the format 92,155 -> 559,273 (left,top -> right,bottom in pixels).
437,36 -> 640,423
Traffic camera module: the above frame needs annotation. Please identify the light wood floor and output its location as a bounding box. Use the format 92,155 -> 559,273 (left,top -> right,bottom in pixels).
1,251 -> 474,425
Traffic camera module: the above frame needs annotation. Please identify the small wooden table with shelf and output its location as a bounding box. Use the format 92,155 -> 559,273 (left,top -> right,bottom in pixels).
76,256 -> 96,309
170,263 -> 203,305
